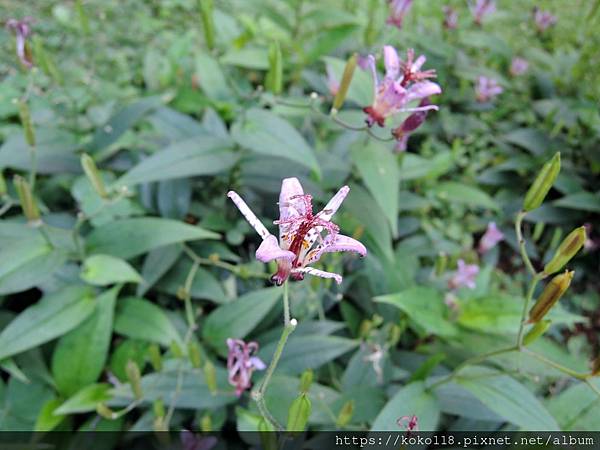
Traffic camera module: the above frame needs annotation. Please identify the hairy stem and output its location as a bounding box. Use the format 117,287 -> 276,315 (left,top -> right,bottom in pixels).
182,244 -> 270,280
515,210 -> 537,276
516,273 -> 543,349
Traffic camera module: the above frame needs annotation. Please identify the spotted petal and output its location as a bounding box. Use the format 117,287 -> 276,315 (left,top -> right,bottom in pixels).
278,177 -> 306,247
406,81 -> 441,103
227,191 -> 271,240
383,45 -> 400,79
303,233 -> 367,266
256,235 -> 295,263
292,267 -> 342,285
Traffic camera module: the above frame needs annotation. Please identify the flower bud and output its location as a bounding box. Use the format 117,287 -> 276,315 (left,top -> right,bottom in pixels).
148,344 -> 163,371
286,393 -> 311,432
198,0 -> 215,51
299,369 -> 313,393
126,360 -> 143,400
153,416 -> 168,432
543,226 -> 586,275
434,251 -> 448,276
335,400 -> 354,428
170,340 -> 183,358
528,271 -> 574,323
266,41 -> 283,95
153,399 -> 165,419
0,171 -> 7,196
523,320 -> 551,345
81,154 -> 108,199
200,413 -> 212,432
258,418 -> 277,450
523,152 -> 560,212
18,100 -> 35,147
188,341 -> 202,368
13,175 -> 40,224
203,360 -> 218,395
96,403 -> 117,420
332,53 -> 357,112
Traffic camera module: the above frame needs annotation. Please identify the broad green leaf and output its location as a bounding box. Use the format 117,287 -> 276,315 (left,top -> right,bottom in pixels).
456,366 -> 559,430
502,128 -> 552,155
80,254 -> 142,286
553,191 -> 600,213
203,287 -> 282,352
157,179 -> 191,219
54,383 -> 112,415
371,382 -> 440,431
34,398 -> 65,432
375,287 -> 457,337
0,286 -> 96,361
0,378 -> 53,431
109,340 -> 148,382
137,244 -> 181,296
352,141 -> 400,235
434,382 -> 502,422
52,287 -> 119,397
117,136 -> 236,186
231,108 -> 321,176
156,260 -> 228,303
221,47 -> 269,69
114,297 -> 182,347
431,182 -> 499,211
546,379 -> 600,430
196,52 -> 233,101
85,217 -> 219,259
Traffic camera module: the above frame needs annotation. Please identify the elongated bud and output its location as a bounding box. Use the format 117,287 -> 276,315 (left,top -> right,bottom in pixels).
198,0 -> 215,50
591,357 -> 600,377
0,171 -> 7,196
523,320 -> 551,345
258,418 -> 277,450
358,319 -> 372,339
200,413 -> 212,432
286,393 -> 311,432
75,0 -> 90,35
203,360 -> 217,394
266,41 -> 283,94
153,416 -> 168,432
299,369 -> 313,393
32,36 -> 62,84
96,403 -> 117,420
188,341 -> 202,368
332,53 -> 357,112
543,226 -> 586,275
388,324 -> 402,346
523,152 -> 560,211
18,100 -> 35,147
148,344 -> 163,371
336,400 -> 354,428
153,399 -> 165,419
533,221 -> 545,242
170,340 -> 183,358
528,271 -> 574,323
126,360 -> 143,399
13,175 -> 40,224
81,154 -> 108,199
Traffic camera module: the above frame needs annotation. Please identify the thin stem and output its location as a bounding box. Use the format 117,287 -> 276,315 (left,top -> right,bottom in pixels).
366,128 -> 394,142
515,210 -> 537,276
585,379 -> 600,400
516,273 -> 543,349
183,261 -> 199,329
28,145 -> 37,191
522,348 -> 589,381
182,244 -> 270,279
282,281 -> 290,326
329,113 -> 367,131
0,199 -> 13,217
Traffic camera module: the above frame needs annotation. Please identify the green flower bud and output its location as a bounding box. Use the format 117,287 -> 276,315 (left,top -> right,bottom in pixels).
543,226 -> 586,275
18,100 -> 35,147
200,413 -> 213,432
153,399 -> 165,419
13,175 -> 40,224
204,360 -> 218,395
286,393 -> 311,432
528,271 -> 574,323
523,320 -> 552,346
299,369 -> 313,393
258,418 -> 277,450
198,0 -> 215,51
96,403 -> 117,420
332,53 -> 357,112
188,341 -> 202,368
434,251 -> 448,276
81,154 -> 108,199
170,340 -> 183,358
148,344 -> 163,372
335,400 -> 354,428
523,152 -> 560,212
266,41 -> 283,94
126,359 -> 143,399
0,171 -> 7,197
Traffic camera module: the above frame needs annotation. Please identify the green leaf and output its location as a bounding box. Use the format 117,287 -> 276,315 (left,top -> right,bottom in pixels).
136,244 -> 181,296
85,217 -> 219,259
34,398 -> 65,432
374,287 -> 457,337
195,52 -> 233,101
546,379 -> 600,430
156,259 -> 227,303
203,287 -> 282,352
114,297 -> 182,347
54,383 -> 112,415
221,47 -> 269,69
117,136 -> 236,186
80,254 -> 142,286
352,141 -> 400,235
431,181 -> 499,210
51,286 -> 119,397
0,286 -> 96,361
456,366 -> 559,430
0,378 -> 53,430
109,340 -> 148,381
371,382 -> 440,431
553,191 -> 600,213
231,108 -> 321,176
502,128 -> 552,155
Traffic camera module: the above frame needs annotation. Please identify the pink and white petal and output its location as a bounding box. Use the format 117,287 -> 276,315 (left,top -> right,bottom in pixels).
250,356 -> 266,370
292,267 -> 342,285
303,234 -> 367,266
366,54 -> 378,101
406,81 -> 442,102
227,191 -> 271,240
277,177 -> 305,241
401,104 -> 439,113
411,54 -> 427,72
318,185 -> 350,222
255,235 -> 295,263
383,45 -> 400,79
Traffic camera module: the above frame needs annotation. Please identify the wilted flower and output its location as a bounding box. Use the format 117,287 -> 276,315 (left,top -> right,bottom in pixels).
363,343 -> 385,383
397,415 -> 419,434
391,98 -> 431,152
386,0 -> 413,29
325,64 -> 340,96
533,7 -> 557,32
510,57 -> 529,76
443,6 -> 458,29
363,46 -> 441,127
226,338 -> 266,396
475,76 -> 503,102
448,259 -> 479,290
478,222 -> 504,253
6,17 -> 34,69
181,430 -> 217,450
227,178 -> 366,285
469,0 -> 496,25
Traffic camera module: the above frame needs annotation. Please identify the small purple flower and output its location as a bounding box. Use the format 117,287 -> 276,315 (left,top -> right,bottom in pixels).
363,46 -> 441,127
226,338 -> 266,397
325,64 -> 340,96
533,8 -> 557,32
448,259 -> 479,290
469,0 -> 496,26
397,415 -> 419,435
391,98 -> 432,152
6,17 -> 34,69
510,57 -> 529,76
357,55 -> 371,71
386,0 -> 413,29
228,178 -> 366,285
443,6 -> 458,30
478,222 -> 504,253
475,76 -> 503,102
181,430 -> 217,450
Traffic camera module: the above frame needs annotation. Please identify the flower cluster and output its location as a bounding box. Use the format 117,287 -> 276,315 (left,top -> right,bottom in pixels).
510,57 -> 529,76
533,7 -> 557,32
386,0 -> 413,29
475,76 -> 503,102
6,17 -> 34,69
228,178 -> 366,285
448,259 -> 480,290
478,222 -> 504,253
226,338 -> 265,396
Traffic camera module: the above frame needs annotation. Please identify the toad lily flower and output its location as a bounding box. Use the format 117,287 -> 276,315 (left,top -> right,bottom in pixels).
227,178 -> 366,285
226,338 -> 266,397
391,98 -> 432,152
478,222 -> 504,253
510,57 -> 529,76
386,0 -> 413,29
6,17 -> 34,69
363,46 -> 441,127
475,76 -> 503,102
448,259 -> 479,290
533,8 -> 557,32
469,0 -> 496,25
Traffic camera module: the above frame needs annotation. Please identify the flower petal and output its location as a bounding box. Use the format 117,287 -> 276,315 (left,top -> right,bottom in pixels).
303,233 -> 367,266
278,177 -> 306,246
292,267 -> 342,285
250,356 -> 266,371
227,191 -> 271,240
406,81 -> 442,102
383,45 -> 400,79
256,235 -> 295,263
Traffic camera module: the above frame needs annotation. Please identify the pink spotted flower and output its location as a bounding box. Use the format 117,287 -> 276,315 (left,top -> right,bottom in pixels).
391,98 -> 431,152
478,222 -> 504,253
226,338 -> 266,396
387,0 -> 413,29
6,17 -> 34,69
510,57 -> 529,76
469,0 -> 496,25
475,76 -> 503,102
227,178 -> 366,285
533,8 -> 557,32
363,46 -> 441,127
448,259 -> 479,290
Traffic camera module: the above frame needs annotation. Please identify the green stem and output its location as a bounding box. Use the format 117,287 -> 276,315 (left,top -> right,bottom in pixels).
522,348 -> 589,380
515,210 -> 537,276
585,379 -> 600,400
28,145 -> 37,192
182,244 -> 270,280
282,281 -> 290,326
516,273 -> 543,349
